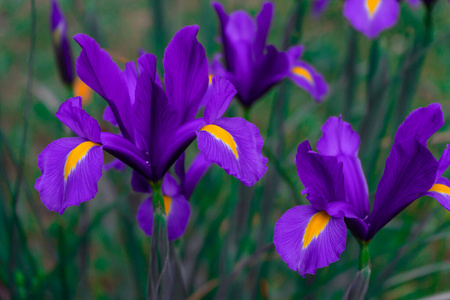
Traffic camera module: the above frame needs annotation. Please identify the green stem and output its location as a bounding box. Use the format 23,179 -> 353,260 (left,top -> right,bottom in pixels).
359,241 -> 370,270
243,107 -> 250,122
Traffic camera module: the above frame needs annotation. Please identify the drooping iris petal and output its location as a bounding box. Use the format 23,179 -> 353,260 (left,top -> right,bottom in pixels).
136,194 -> 191,240
287,60 -> 328,102
164,25 -> 208,124
74,33 -> 134,140
367,137 -> 438,240
134,70 -> 177,180
343,0 -> 400,39
35,137 -> 103,214
197,117 -> 267,186
50,0 -> 74,85
274,205 -> 347,277
295,141 -> 346,211
55,97 -> 101,143
162,174 -> 180,198
426,177 -> 450,211
316,116 -> 369,218
394,103 -> 444,145
436,145 -> 450,181
204,77 -> 237,124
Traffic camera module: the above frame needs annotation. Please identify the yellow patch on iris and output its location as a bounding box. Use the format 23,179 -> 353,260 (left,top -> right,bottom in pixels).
302,211 -> 331,249
163,195 -> 172,215
366,0 -> 381,17
429,183 -> 450,195
200,124 -> 239,159
291,66 -> 314,84
73,77 -> 94,106
64,141 -> 100,181
208,74 -> 214,85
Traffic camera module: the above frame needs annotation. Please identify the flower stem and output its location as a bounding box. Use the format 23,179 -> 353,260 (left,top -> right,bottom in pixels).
359,241 -> 370,270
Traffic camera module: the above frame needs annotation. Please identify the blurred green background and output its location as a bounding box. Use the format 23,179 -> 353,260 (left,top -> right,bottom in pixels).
1,0 -> 450,299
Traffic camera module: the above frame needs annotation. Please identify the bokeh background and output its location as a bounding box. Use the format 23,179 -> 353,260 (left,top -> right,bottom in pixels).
1,0 -> 450,299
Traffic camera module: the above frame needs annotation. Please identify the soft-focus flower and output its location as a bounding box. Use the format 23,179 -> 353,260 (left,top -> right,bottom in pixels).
35,26 -> 268,217
73,77 -> 94,106
136,154 -> 211,240
274,103 -> 450,276
211,1 -> 327,108
50,0 -> 74,85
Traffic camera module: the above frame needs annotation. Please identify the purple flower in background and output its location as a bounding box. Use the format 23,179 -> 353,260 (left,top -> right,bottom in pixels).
35,26 -> 268,221
274,103 -> 450,276
344,0 -> 400,39
211,1 -> 328,108
50,0 -> 74,85
137,154 -> 211,240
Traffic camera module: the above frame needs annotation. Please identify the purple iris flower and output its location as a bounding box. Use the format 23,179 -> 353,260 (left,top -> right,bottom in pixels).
137,154 -> 211,240
35,26 -> 268,219
273,103 -> 450,276
50,0 -> 74,85
314,0 -> 400,39
210,2 -> 328,108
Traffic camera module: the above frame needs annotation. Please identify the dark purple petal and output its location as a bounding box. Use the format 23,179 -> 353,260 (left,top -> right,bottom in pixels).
35,137 -> 103,214
394,103 -> 443,145
185,153 -> 212,199
197,117 -> 267,186
316,116 -> 369,218
204,77 -> 236,124
274,205 -> 347,277
286,45 -> 305,64
175,153 -> 186,190
136,194 -> 191,241
134,69 -> 177,175
103,106 -> 118,127
343,0 -> 400,39
287,60 -> 328,102
55,97 -> 101,143
295,141 -> 346,211
325,201 -> 360,219
162,174 -> 180,197
50,0 -> 74,85
132,170 -> 151,193
254,2 -> 273,55
163,25 -> 208,123
123,61 -> 138,105
100,132 -> 152,179
157,119 -> 204,179
137,197 -> 153,236
74,33 -> 134,140
367,137 -> 438,240
104,158 -> 126,172
437,145 -> 450,181
138,53 -> 157,81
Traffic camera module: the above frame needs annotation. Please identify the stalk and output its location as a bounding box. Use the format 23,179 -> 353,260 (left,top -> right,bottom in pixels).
359,241 -> 370,270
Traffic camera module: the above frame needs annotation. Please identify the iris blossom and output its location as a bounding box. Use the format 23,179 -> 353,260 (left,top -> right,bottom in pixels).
137,154 -> 211,240
211,2 -> 328,108
35,26 -> 268,220
274,103 -> 450,276
313,0 -> 400,38
50,0 -> 74,85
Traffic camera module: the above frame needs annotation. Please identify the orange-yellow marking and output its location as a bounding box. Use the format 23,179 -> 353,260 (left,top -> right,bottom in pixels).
366,0 -> 381,17
429,183 -> 450,195
64,141 -> 100,180
291,66 -> 313,84
302,211 -> 331,249
200,124 -> 239,159
163,195 -> 172,215
73,77 -> 94,106
208,74 -> 214,85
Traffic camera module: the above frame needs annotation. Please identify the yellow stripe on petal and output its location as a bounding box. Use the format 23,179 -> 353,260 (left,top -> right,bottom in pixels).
200,124 -> 239,159
302,211 -> 331,249
209,74 -> 214,85
291,66 -> 314,84
429,183 -> 450,196
366,0 -> 381,17
64,141 -> 100,181
73,77 -> 94,106
163,195 -> 172,215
